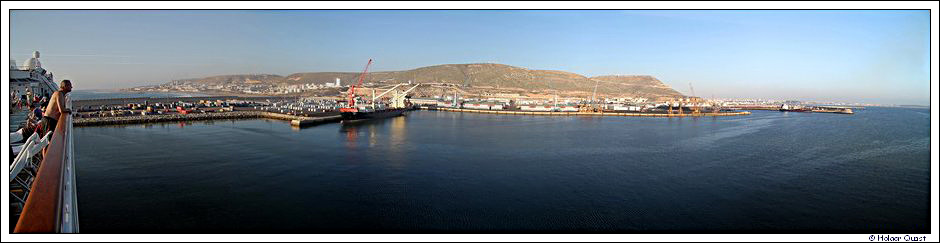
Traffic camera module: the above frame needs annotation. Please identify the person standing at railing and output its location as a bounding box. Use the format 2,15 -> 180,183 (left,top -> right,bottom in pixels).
39,80 -> 72,138
20,90 -> 28,108
11,89 -> 19,110
25,89 -> 33,107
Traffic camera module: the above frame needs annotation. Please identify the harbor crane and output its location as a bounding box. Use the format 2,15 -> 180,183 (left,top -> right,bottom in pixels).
340,59 -> 372,112
589,79 -> 600,111
391,84 -> 421,109
371,83 -> 406,109
689,82 -> 699,113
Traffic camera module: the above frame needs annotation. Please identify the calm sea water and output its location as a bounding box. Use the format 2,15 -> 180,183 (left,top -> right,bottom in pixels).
73,108 -> 931,233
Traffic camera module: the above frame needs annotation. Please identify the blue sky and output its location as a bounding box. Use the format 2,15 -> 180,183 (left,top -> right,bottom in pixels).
10,10 -> 930,105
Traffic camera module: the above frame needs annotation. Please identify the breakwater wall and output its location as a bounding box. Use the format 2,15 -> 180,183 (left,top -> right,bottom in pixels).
73,111 -> 341,127
424,107 -> 751,117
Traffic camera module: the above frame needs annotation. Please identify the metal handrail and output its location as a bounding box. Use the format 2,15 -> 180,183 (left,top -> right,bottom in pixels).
13,95 -> 78,233
60,96 -> 79,232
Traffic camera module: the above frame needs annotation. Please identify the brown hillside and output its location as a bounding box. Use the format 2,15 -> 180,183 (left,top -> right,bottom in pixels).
174,74 -> 285,85
166,63 -> 684,98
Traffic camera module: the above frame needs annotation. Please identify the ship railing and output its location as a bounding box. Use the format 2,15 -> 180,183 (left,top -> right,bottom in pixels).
13,95 -> 78,233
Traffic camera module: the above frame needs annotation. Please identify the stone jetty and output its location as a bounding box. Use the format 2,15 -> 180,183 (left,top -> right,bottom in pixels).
73,111 -> 341,127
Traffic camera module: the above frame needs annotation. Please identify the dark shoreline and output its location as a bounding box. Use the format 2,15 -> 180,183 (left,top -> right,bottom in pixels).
73,110 -> 341,127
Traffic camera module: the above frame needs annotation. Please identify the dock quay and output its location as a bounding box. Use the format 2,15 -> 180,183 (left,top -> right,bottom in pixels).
424,107 -> 751,117
73,110 -> 342,127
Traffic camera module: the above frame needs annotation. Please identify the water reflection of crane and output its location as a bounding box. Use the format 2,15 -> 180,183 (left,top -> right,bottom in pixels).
341,118 -> 387,150
339,116 -> 409,167
389,116 -> 407,148
343,125 -> 358,150
368,121 -> 378,148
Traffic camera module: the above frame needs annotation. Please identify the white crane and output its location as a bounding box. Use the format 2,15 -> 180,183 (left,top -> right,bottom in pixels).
371,83 -> 406,109
390,84 -> 420,109
688,82 -> 698,113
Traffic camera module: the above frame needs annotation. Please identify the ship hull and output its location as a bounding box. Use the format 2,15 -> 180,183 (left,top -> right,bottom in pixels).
341,108 -> 407,121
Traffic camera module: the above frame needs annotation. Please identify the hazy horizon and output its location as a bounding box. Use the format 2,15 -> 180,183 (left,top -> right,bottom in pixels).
10,10 -> 931,106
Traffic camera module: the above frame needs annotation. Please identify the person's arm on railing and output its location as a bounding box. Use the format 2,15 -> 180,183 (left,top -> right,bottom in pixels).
57,92 -> 71,115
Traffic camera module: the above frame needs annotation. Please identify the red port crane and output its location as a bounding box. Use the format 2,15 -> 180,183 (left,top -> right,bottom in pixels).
341,59 -> 373,112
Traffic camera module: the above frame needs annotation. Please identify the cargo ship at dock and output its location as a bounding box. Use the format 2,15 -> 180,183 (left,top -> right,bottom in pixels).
779,103 -> 854,114
812,107 -> 855,114
338,59 -> 420,122
779,103 -> 811,112
340,107 -> 408,121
